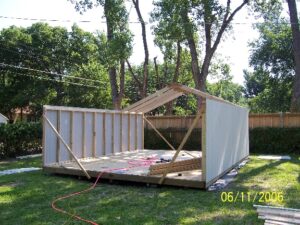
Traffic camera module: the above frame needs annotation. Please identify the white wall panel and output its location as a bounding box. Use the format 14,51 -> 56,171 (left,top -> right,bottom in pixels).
85,112 -> 93,157
59,111 -> 70,161
136,115 -> 143,149
44,110 -> 57,165
205,99 -> 249,184
43,105 -> 144,166
95,113 -> 104,157
121,114 -> 129,152
73,112 -> 83,158
105,113 -> 113,155
113,114 -> 121,153
130,114 -> 136,150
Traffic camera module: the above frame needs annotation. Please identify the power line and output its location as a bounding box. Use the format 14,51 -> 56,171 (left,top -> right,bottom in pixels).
7,71 -> 98,88
0,15 -> 297,25
0,62 -> 103,84
0,15 -> 143,24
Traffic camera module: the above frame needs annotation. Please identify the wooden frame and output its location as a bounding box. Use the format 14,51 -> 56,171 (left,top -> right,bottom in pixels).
43,83 -> 249,189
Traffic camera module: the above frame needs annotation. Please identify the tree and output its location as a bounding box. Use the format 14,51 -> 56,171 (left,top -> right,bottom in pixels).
251,0 -> 300,111
73,0 -> 132,109
207,64 -> 245,105
152,0 -> 248,109
246,15 -> 294,112
287,0 -> 300,111
0,23 -> 112,119
243,69 -> 292,112
127,0 -> 149,99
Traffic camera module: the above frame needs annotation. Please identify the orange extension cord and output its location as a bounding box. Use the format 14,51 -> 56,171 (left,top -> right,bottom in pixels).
51,156 -> 158,225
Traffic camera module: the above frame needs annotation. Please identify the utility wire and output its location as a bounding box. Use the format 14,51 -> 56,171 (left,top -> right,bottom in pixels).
0,15 -> 298,25
6,71 -> 98,88
0,15 -> 143,24
0,62 -> 103,84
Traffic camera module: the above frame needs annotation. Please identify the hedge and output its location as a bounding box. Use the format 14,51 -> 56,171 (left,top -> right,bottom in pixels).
0,122 -> 42,159
0,123 -> 299,159
145,128 -> 300,154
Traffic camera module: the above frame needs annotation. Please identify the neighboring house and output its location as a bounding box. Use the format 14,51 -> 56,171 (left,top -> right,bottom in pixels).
12,107 -> 33,123
0,113 -> 8,124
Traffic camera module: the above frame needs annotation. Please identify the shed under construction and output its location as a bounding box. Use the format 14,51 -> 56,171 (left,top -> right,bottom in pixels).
43,83 -> 249,189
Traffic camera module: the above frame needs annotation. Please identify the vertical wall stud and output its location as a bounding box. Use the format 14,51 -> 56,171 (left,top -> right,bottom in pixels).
135,113 -> 138,150
56,110 -> 61,163
128,113 -> 131,151
82,112 -> 86,158
93,112 -> 96,157
111,113 -> 114,154
70,111 -> 73,160
120,112 -> 123,152
102,112 -> 106,155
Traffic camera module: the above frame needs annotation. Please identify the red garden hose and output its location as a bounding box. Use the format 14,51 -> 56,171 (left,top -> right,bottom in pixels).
51,156 -> 158,225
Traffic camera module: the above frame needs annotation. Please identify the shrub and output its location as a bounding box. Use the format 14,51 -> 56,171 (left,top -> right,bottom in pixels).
145,128 -> 300,154
249,127 -> 300,154
0,122 -> 42,159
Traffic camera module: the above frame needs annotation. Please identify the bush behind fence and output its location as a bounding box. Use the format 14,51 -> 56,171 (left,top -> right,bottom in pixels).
144,128 -> 300,154
0,122 -> 42,159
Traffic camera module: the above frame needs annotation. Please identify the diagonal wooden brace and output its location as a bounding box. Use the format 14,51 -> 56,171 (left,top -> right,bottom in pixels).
158,108 -> 203,184
44,116 -> 91,179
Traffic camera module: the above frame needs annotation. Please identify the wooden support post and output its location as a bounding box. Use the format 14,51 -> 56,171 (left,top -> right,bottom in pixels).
128,113 -> 131,151
56,110 -> 61,163
201,100 -> 206,182
44,116 -> 91,179
42,110 -> 46,165
135,113 -> 138,150
159,108 -> 203,184
69,111 -> 73,160
82,112 -> 86,158
120,112 -> 123,152
112,113 -> 114,154
102,112 -> 106,156
93,112 -> 96,157
142,114 -> 144,149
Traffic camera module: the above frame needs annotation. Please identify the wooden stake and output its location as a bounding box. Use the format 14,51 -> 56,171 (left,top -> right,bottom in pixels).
159,109 -> 202,184
44,116 -> 91,179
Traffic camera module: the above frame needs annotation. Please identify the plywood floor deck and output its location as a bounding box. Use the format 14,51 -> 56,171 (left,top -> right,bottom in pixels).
43,150 -> 205,188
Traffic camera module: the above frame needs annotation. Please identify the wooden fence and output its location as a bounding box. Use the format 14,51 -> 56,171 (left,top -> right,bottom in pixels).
145,113 -> 300,129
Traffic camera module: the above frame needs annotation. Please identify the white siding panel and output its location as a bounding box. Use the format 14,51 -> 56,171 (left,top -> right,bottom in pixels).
44,110 -> 57,165
205,99 -> 249,184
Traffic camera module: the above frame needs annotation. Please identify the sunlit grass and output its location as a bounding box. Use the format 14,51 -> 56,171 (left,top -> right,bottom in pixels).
0,155 -> 299,225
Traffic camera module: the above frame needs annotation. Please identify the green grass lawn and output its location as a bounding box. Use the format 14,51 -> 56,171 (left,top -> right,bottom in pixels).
0,155 -> 299,225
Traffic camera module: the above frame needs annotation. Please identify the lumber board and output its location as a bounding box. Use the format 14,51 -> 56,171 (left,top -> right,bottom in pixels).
159,109 -> 202,184
149,157 -> 202,175
123,86 -> 171,111
44,116 -> 91,179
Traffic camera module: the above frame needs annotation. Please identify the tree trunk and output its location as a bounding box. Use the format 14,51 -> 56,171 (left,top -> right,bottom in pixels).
104,0 -> 121,109
153,56 -> 160,89
165,41 -> 182,115
287,0 -> 300,112
133,0 -> 149,98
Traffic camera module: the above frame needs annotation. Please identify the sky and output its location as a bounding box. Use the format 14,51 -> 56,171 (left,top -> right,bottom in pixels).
0,0 -> 264,85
